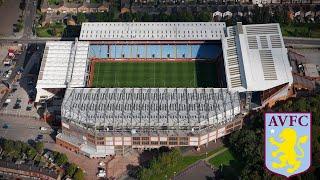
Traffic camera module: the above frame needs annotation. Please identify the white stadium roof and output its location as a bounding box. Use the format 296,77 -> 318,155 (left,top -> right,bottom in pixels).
36,41 -> 89,89
62,88 -> 240,132
79,22 -> 226,41
37,22 -> 293,94
222,23 -> 293,92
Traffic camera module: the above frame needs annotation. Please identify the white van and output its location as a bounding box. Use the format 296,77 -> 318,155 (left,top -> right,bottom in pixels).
40,127 -> 48,131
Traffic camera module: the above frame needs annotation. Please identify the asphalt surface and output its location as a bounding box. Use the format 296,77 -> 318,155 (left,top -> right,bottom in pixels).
22,0 -> 36,40
0,114 -> 53,143
284,38 -> 320,46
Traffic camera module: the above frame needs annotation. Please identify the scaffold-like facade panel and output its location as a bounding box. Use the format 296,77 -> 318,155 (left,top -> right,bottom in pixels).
61,88 -> 240,132
80,22 -> 226,41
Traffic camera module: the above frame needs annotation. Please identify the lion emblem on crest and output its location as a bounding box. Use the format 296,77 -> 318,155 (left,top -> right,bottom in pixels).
269,128 -> 308,174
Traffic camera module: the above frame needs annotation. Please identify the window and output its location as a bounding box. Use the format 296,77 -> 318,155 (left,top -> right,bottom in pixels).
133,137 -> 140,141
151,141 -> 158,145
97,137 -> 104,141
160,141 -> 167,145
141,137 -> 149,141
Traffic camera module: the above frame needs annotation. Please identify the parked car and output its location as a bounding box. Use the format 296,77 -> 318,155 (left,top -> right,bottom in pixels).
13,98 -> 21,109
37,134 -> 44,140
2,124 -> 10,129
40,127 -> 48,131
13,103 -> 21,109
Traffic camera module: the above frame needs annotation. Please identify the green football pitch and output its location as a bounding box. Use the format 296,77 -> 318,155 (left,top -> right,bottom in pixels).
92,61 -> 217,88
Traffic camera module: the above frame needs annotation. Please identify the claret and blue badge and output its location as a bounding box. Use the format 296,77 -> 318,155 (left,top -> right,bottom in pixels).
265,113 -> 311,178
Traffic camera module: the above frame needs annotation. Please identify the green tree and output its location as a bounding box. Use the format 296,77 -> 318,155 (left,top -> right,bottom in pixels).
158,12 -> 170,22
122,12 -> 133,22
196,11 -> 211,22
73,168 -> 85,180
141,12 -> 152,22
26,148 -> 37,160
137,148 -> 182,179
35,142 -> 44,154
54,152 -> 68,166
76,13 -> 87,24
66,163 -> 78,177
2,139 -> 15,155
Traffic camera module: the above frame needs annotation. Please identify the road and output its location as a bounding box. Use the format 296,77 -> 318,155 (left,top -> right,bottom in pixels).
22,0 -> 36,41
0,36 -> 319,48
283,37 -> 320,46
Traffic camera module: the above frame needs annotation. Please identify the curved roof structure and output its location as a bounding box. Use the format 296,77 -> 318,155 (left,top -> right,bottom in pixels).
62,88 -> 240,133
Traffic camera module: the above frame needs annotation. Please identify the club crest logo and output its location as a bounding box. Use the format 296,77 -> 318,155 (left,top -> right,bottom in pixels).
265,113 -> 311,177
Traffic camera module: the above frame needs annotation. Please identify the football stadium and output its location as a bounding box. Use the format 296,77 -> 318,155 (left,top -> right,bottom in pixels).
36,22 -> 293,157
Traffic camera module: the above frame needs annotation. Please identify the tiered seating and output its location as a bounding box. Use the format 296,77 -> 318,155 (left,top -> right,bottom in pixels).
62,88 -> 240,131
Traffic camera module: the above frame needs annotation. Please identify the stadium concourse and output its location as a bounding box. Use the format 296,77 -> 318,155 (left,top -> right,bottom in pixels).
35,22 -> 293,158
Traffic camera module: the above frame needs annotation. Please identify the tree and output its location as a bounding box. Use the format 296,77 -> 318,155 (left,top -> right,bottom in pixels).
122,12 -> 133,22
76,13 -> 87,24
16,22 -> 24,32
158,12 -> 170,22
26,148 -> 37,160
66,163 -> 78,177
54,152 -> 68,166
1,139 -> 15,155
19,0 -> 26,10
196,11 -> 211,22
35,142 -> 44,154
73,168 -> 85,180
137,148 -> 182,179
141,12 -> 152,22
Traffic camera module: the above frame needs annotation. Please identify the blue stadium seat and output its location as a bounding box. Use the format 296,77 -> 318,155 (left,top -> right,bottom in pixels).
136,45 -> 146,59
147,45 -> 161,58
88,45 -> 108,58
122,45 -> 131,58
176,45 -> 190,58
89,43 -> 221,60
114,45 -> 122,58
162,45 -> 175,59
191,45 -> 201,58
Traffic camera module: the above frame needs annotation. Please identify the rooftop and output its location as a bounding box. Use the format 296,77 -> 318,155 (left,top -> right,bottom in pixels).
61,88 -> 240,132
79,22 -> 226,41
36,41 -> 89,89
222,23 -> 293,92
